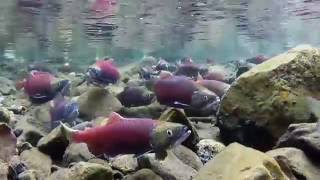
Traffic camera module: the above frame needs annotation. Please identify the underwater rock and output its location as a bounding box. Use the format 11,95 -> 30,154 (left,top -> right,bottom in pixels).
159,109 -> 199,151
274,123 -> 320,161
110,155 -> 138,174
172,145 -> 203,171
20,148 -> 52,179
266,147 -> 320,180
0,107 -> 13,124
193,121 -> 220,140
49,162 -> 113,180
0,77 -> 15,95
15,119 -> 44,146
124,169 -> 163,180
0,123 -> 17,163
196,139 -> 225,164
194,143 -> 289,180
117,86 -> 155,107
138,151 -> 197,180
78,87 -> 122,120
8,155 -> 28,179
0,160 -> 9,180
37,126 -> 69,161
218,45 -> 320,150
63,143 -> 95,166
17,170 -> 38,180
118,102 -> 166,119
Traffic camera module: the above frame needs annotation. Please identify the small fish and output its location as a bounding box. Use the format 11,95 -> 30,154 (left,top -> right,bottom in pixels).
50,94 -> 79,129
18,0 -> 43,8
60,112 -> 191,159
154,76 -> 198,108
196,75 -> 230,98
86,59 -> 120,86
16,71 -> 70,104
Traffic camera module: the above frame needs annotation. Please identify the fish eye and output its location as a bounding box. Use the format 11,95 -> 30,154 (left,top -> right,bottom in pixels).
167,130 -> 173,137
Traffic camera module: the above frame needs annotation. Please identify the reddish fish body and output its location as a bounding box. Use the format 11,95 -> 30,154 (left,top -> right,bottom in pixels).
86,59 -> 120,86
72,116 -> 157,156
96,60 -> 120,81
17,71 -> 54,97
154,76 -> 197,108
197,80 -> 230,97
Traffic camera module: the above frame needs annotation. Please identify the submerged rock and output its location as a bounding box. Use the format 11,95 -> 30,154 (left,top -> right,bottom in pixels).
0,77 -> 15,95
267,147 -> 320,180
0,160 -> 9,180
194,143 -> 289,180
20,148 -> 52,179
0,123 -> 17,162
172,145 -> 203,171
49,162 -> 113,180
0,107 -> 13,124
63,143 -> 95,165
196,139 -> 225,164
218,45 -> 320,150
110,155 -> 138,174
275,123 -> 320,161
138,151 -> 197,180
124,169 -> 163,180
37,126 -> 69,161
78,87 -> 122,120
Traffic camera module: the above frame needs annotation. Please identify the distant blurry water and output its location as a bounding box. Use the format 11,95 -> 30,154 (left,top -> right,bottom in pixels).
0,0 -> 320,67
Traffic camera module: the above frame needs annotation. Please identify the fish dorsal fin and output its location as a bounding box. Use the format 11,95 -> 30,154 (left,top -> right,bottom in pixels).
106,112 -> 123,125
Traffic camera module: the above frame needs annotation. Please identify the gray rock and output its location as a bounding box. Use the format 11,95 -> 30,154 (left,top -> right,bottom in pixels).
63,143 -> 95,165
48,162 -> 113,180
20,148 -> 52,179
110,155 -> 138,174
138,151 -> 197,180
0,77 -> 15,95
15,119 -> 44,146
37,125 -> 69,161
267,147 -> 320,180
0,160 -> 9,180
172,146 -> 203,171
18,170 -> 38,180
78,87 -> 122,120
124,169 -> 163,180
275,123 -> 320,161
196,139 -> 225,164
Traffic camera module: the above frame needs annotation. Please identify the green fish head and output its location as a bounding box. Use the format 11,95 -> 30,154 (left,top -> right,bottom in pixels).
150,122 -> 191,153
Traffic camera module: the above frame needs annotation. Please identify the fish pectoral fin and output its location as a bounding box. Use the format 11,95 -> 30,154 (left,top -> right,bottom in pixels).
173,101 -> 190,108
154,151 -> 168,160
133,150 -> 153,159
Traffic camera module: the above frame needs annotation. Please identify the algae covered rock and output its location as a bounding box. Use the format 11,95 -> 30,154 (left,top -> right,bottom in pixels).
267,147 -> 320,180
275,123 -> 320,160
63,143 -> 95,165
172,145 -> 203,171
110,154 -> 138,174
124,169 -> 163,180
78,87 -> 122,120
194,143 -> 289,180
218,45 -> 320,150
49,162 -> 113,180
0,77 -> 15,95
196,139 -> 225,164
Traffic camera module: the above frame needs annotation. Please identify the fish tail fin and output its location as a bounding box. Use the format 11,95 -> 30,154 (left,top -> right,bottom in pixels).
60,122 -> 77,142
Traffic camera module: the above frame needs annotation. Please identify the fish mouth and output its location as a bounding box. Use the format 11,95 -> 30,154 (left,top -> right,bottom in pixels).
173,127 -> 191,147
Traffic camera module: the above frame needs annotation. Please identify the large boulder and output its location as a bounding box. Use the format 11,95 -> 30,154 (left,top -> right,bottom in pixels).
266,147 -> 320,180
274,123 -> 320,161
124,169 -> 163,180
217,45 -> 320,150
194,143 -> 289,180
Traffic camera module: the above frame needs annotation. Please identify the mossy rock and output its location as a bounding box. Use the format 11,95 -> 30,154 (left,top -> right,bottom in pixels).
217,45 -> 320,150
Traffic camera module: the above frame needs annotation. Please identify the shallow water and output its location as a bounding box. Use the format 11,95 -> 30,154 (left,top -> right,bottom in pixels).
0,0 -> 320,65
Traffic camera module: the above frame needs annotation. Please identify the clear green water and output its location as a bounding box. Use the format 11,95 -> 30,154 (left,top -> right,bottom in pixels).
0,0 -> 320,66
